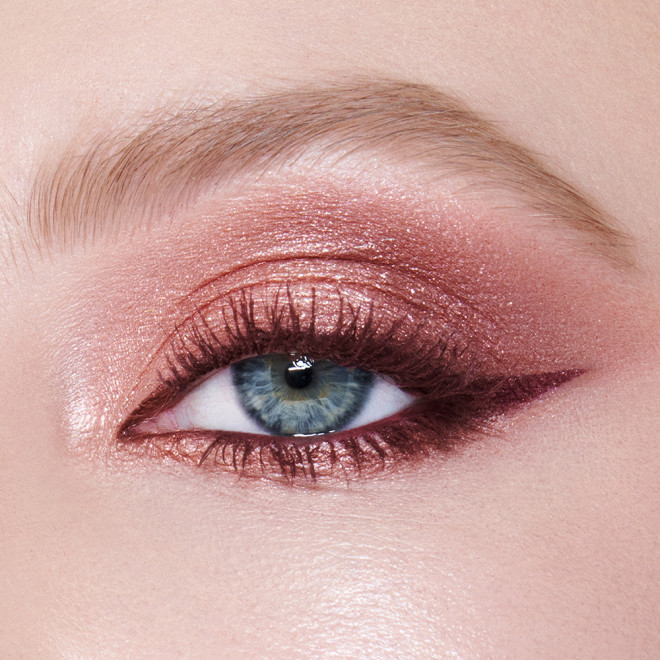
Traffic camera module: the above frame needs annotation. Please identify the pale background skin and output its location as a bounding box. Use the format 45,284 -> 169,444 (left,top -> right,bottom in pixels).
0,1 -> 659,657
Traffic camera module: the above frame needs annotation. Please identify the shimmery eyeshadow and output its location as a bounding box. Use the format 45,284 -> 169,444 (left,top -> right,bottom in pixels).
118,281 -> 582,482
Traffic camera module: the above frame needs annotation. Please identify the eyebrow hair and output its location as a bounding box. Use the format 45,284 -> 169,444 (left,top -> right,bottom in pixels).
26,78 -> 629,262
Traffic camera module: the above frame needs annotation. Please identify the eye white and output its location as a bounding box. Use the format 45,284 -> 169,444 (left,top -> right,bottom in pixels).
142,366 -> 416,436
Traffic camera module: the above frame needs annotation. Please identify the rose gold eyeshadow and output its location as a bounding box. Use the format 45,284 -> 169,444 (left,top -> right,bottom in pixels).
116,264 -> 585,482
144,184 -> 633,374
58,180 -> 647,478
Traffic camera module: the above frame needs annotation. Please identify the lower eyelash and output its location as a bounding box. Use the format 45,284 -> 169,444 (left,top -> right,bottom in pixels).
143,411 -> 446,482
203,407 -> 476,480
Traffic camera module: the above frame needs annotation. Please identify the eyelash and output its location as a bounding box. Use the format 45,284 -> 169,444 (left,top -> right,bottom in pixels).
118,286 -> 578,483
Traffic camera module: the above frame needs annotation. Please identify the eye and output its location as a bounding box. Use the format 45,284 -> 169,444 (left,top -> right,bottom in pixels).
138,353 -> 416,436
118,284 -> 581,484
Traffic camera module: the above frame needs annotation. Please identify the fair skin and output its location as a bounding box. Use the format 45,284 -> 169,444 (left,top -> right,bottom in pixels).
1,1 -> 659,657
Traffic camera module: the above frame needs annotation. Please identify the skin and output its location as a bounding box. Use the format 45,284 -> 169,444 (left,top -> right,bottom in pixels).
1,1 -> 659,657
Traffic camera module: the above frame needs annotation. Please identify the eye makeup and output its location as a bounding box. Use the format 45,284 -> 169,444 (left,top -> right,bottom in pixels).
46,179 -> 645,486
112,175 -> 604,481
118,275 -> 581,481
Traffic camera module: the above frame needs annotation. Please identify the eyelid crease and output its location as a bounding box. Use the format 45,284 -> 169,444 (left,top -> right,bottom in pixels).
125,255 -> 495,405
25,76 -> 631,264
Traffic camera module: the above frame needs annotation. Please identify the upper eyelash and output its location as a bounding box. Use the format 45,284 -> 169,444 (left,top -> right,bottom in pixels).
118,285 -> 580,483
128,285 -> 466,420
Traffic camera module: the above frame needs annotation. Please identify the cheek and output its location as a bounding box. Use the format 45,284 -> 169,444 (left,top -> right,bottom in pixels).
11,372 -> 657,660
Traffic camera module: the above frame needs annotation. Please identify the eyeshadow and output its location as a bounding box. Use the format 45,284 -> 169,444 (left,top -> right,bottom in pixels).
44,180 -> 649,471
159,185 -> 624,376
117,278 -> 584,482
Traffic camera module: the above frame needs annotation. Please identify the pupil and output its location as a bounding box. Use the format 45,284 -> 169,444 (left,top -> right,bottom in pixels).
284,357 -> 314,389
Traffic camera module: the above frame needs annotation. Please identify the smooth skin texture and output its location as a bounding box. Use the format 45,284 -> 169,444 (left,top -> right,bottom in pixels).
0,1 -> 659,657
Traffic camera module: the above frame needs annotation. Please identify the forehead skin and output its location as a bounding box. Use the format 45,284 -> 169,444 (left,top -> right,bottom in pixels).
0,1 -> 659,657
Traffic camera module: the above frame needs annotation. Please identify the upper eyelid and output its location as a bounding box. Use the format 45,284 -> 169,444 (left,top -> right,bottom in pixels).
129,257 -> 496,404
173,256 -> 450,312
24,76 -> 630,264
119,282 -> 469,429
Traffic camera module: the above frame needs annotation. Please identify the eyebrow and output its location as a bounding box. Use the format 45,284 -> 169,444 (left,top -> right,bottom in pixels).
26,77 -> 629,262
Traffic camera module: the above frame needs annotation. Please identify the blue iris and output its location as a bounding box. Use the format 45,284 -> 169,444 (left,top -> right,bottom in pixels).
231,354 -> 375,435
